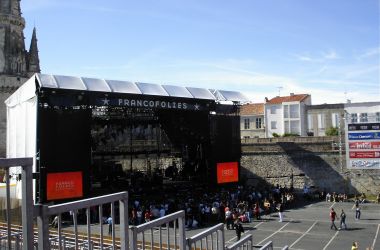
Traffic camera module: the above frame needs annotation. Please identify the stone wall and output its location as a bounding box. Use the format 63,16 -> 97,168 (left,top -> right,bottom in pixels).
241,137 -> 380,195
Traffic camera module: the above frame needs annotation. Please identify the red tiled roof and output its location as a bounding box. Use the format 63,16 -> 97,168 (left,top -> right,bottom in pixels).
266,94 -> 310,104
240,103 -> 264,115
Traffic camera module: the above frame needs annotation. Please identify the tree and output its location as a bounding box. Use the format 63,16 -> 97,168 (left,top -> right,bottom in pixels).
325,127 -> 339,136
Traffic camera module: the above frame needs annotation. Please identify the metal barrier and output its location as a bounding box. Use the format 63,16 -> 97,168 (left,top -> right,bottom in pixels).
130,210 -> 186,250
186,223 -> 224,250
259,241 -> 273,250
225,234 -> 253,250
0,157 -> 34,250
281,246 -> 289,250
36,191 -> 129,250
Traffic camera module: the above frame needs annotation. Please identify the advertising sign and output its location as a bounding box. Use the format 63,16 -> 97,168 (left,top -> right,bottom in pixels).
217,162 -> 239,184
46,171 -> 83,200
346,123 -> 380,169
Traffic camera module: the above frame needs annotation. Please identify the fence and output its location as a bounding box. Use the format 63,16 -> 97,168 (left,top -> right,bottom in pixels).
225,234 -> 253,250
186,223 -> 224,250
0,157 -> 34,250
36,191 -> 129,250
129,210 -> 186,250
259,241 -> 273,250
241,136 -> 339,144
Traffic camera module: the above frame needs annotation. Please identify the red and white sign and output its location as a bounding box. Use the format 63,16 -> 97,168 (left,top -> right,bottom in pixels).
47,171 -> 83,200
349,151 -> 380,158
349,141 -> 380,150
217,162 -> 239,184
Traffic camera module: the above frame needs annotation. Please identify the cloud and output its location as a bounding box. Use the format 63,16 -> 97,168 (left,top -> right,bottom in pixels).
357,47 -> 380,60
322,50 -> 339,60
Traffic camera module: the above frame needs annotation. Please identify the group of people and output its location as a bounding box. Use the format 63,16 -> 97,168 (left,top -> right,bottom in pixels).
329,197 -> 362,231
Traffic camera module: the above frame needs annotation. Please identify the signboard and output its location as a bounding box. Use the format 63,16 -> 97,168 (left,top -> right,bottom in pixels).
46,171 -> 83,200
217,162 -> 239,184
346,123 -> 380,169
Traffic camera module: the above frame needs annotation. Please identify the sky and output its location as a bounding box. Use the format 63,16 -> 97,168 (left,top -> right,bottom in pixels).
21,0 -> 380,104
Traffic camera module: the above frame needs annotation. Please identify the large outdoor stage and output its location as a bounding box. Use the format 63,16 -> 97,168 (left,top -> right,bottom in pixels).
6,74 -> 247,203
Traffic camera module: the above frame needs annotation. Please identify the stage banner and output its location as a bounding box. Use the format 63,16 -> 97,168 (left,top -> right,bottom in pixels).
47,171 -> 83,200
217,162 -> 239,184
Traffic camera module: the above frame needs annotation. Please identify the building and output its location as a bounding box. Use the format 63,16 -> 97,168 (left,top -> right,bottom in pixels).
306,103 -> 345,136
0,0 -> 40,156
239,103 -> 265,138
264,93 -> 311,137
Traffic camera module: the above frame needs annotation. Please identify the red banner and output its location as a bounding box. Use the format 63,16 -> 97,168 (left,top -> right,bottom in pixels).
47,171 -> 83,200
349,151 -> 380,158
349,141 -> 380,150
217,162 -> 239,184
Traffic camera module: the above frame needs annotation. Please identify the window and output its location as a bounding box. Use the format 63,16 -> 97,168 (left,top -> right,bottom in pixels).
284,121 -> 290,133
255,118 -> 262,129
360,113 -> 368,123
290,121 -> 300,134
376,112 -> 380,122
331,113 -> 339,128
289,104 -> 299,118
271,121 -> 277,129
283,105 -> 289,118
244,118 -> 250,129
351,113 -> 358,123
270,106 -> 276,114
318,114 -> 326,129
307,114 -> 313,130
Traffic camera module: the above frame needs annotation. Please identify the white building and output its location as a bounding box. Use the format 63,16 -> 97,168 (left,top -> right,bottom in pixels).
306,103 -> 345,136
264,93 -> 311,137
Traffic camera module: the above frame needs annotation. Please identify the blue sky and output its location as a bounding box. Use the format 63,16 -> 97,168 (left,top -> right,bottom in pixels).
22,0 -> 379,104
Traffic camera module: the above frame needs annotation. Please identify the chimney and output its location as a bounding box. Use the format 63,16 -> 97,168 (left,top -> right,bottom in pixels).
290,93 -> 294,96
265,97 -> 268,102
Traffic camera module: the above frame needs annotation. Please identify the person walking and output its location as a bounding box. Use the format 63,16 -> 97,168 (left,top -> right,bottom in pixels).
277,203 -> 284,222
234,219 -> 244,241
339,209 -> 347,230
107,216 -> 113,235
354,199 -> 361,220
330,208 -> 337,230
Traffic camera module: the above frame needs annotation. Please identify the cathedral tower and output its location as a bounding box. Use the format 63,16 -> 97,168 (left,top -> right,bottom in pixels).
0,0 -> 41,156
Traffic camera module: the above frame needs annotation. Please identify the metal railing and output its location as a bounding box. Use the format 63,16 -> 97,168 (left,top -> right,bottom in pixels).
241,136 -> 339,144
36,191 -> 129,250
225,234 -> 253,250
130,210 -> 186,250
0,157 -> 34,250
186,223 -> 224,250
259,241 -> 273,250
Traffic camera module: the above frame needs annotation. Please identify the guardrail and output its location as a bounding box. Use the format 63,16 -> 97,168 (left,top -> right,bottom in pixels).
225,234 -> 253,250
130,210 -> 186,250
0,157 -> 34,250
241,136 -> 339,144
36,191 -> 129,250
186,223 -> 224,250
259,241 -> 273,250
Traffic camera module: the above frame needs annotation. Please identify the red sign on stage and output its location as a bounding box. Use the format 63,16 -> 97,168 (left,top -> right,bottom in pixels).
217,162 -> 239,184
47,171 -> 83,200
349,141 -> 380,150
349,151 -> 380,159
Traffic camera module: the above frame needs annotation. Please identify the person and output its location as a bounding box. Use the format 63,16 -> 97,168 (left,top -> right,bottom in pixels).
339,209 -> 347,230
277,203 -> 284,222
330,208 -> 337,230
51,215 -> 59,228
107,216 -> 113,235
353,198 -> 361,220
351,241 -> 358,250
225,208 -> 233,230
234,219 -> 244,241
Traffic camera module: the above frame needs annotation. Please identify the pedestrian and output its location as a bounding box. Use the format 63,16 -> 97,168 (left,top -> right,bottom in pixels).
339,209 -> 347,230
351,241 -> 358,250
330,208 -> 337,230
234,219 -> 244,241
277,203 -> 284,222
107,216 -> 113,235
353,199 -> 361,220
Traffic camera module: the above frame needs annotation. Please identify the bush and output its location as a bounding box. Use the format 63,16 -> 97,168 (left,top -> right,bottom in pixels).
325,127 -> 339,136
272,133 -> 280,137
283,133 -> 300,137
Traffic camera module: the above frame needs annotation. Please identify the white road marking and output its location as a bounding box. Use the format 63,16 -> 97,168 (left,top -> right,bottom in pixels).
257,219 -> 293,245
372,224 -> 380,249
322,230 -> 339,250
329,202 -> 335,209
289,220 -> 318,248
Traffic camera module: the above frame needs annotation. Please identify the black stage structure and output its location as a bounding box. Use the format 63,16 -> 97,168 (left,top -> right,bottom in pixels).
8,74 -> 248,203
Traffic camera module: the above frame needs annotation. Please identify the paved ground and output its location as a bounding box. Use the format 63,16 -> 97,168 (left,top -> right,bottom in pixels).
69,201 -> 380,250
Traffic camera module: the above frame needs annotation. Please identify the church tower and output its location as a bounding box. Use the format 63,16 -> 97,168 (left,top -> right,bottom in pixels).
0,0 -> 41,156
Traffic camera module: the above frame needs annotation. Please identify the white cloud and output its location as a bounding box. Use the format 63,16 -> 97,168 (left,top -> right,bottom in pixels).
357,47 -> 380,60
322,50 -> 339,60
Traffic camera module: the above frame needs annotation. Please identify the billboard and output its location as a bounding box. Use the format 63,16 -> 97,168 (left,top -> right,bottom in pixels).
217,162 -> 239,184
46,171 -> 83,200
346,122 -> 380,169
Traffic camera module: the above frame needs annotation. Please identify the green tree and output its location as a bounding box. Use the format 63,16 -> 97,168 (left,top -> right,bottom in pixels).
325,127 -> 339,136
